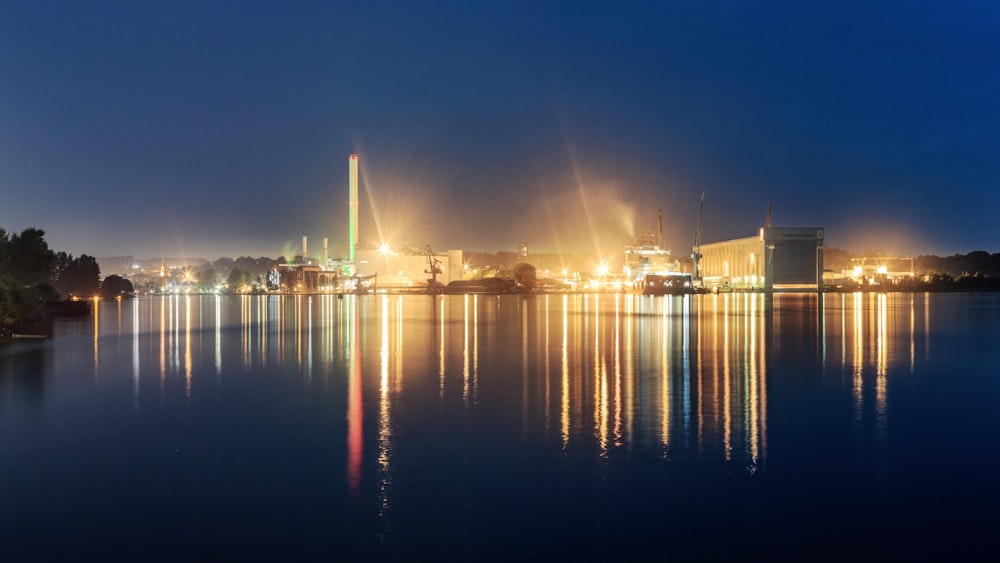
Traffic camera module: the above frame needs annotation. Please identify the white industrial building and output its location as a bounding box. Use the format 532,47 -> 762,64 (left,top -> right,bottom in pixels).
699,227 -> 825,291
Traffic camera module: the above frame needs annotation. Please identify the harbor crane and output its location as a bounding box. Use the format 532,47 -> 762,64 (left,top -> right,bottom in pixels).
691,191 -> 705,283
425,245 -> 444,294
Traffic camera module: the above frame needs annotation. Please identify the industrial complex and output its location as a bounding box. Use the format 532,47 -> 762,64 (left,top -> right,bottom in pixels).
268,154 -> 827,294
614,195 -> 826,293
271,154 -> 463,294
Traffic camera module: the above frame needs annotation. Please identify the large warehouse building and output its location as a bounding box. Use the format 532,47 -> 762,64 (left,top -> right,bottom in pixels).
699,227 -> 825,291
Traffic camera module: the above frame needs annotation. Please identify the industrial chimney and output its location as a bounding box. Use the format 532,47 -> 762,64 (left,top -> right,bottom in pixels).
349,154 -> 359,264
657,208 -> 663,248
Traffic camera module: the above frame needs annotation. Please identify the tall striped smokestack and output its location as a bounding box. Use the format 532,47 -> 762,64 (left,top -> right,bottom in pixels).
302,235 -> 308,261
657,208 -> 663,248
349,154 -> 359,263
323,237 -> 328,269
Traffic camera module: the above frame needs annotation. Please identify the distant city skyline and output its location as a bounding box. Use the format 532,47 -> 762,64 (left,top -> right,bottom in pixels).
2,1 -> 998,260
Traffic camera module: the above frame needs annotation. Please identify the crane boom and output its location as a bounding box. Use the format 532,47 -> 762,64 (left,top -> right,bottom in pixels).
692,191 -> 705,282
425,245 -> 443,293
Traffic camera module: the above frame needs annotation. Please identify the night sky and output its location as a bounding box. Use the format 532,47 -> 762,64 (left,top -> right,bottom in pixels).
2,1 -> 998,262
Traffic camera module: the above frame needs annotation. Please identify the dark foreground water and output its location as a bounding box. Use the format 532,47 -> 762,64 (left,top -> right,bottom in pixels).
2,292 -> 999,561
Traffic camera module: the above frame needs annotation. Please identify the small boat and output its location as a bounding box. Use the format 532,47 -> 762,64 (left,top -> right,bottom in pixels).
713,282 -> 733,294
12,333 -> 48,340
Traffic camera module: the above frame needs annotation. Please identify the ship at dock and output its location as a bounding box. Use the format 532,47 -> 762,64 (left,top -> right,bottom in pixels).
623,208 -> 695,295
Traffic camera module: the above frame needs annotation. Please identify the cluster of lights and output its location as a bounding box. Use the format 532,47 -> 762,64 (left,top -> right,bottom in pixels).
851,264 -> 892,285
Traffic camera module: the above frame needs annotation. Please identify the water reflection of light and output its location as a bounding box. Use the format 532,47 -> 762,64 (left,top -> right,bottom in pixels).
381,297 -> 389,385
215,295 -> 222,377
295,295 -> 303,374
465,295 -> 471,404
172,295 -> 181,377
346,296 -> 362,497
561,294 -> 570,448
624,295 -> 635,447
909,294 -> 915,374
93,296 -> 100,377
656,293 -> 769,469
241,295 -> 251,370
848,292 -> 889,427
722,294 -> 732,460
114,293 -> 763,472
395,296 -> 403,394
613,294 -> 622,448
544,295 -> 552,435
682,295 -> 691,445
876,293 -> 887,378
747,292 -> 764,468
307,296 -> 314,381
273,296 -> 282,367
660,295 -> 671,454
853,292 -> 864,416
159,297 -> 166,388
696,296 -> 705,453
378,294 -> 393,526
593,295 -> 608,456
518,300 -> 531,435
840,293 -> 847,369
521,297 -> 529,436
876,293 -> 888,437
132,298 -> 139,412
128,293 -> 778,477
473,295 -> 479,402
321,295 -> 335,376
924,294 -> 930,361
439,296 -> 445,398
185,295 -> 192,399
843,290 -> 899,452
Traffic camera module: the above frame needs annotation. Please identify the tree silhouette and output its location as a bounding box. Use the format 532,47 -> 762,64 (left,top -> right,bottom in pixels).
100,275 -> 135,299
8,228 -> 54,286
1,228 -> 59,333
0,227 -> 8,273
53,252 -> 101,298
226,268 -> 252,293
198,268 -> 218,292
512,263 -> 537,293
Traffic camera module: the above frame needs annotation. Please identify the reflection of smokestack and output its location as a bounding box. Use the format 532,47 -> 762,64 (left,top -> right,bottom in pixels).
323,237 -> 328,269
302,236 -> 308,262
349,154 -> 359,262
657,208 -> 663,248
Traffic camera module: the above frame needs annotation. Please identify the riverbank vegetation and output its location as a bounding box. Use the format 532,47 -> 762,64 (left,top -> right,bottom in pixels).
823,248 -> 1000,291
1,227 -> 135,341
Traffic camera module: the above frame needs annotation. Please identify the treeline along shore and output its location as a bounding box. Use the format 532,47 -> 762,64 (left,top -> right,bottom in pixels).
822,248 -> 1000,291
1,227 -> 134,342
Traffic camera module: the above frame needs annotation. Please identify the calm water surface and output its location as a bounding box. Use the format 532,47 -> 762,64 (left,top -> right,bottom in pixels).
2,293 -> 999,560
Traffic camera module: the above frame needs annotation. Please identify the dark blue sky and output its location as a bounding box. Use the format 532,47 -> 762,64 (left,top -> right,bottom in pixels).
2,1 -> 998,261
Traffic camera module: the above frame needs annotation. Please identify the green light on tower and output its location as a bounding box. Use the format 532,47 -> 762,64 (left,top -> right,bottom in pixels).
348,154 -> 359,264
